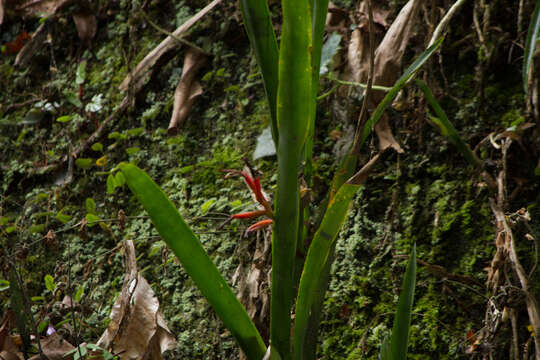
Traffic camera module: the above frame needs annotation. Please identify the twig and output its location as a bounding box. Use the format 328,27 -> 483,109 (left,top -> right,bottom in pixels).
139,10 -> 210,56
119,0 -> 222,92
489,199 -> 540,358
324,74 -> 392,91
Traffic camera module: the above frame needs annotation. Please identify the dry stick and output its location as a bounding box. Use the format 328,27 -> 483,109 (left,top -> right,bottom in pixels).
139,10 -> 208,56
490,199 -> 540,359
489,138 -> 540,359
428,0 -> 468,47
119,0 -> 221,92
510,308 -> 519,360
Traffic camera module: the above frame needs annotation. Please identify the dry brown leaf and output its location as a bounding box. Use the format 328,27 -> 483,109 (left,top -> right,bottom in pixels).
0,0 -> 4,25
348,0 -> 421,153
15,0 -> 71,18
0,317 -> 22,360
97,240 -> 176,360
28,332 -> 75,360
0,351 -> 21,360
370,0 -> 421,152
374,114 -> 403,152
168,48 -> 207,134
119,0 -> 221,93
72,11 -> 97,43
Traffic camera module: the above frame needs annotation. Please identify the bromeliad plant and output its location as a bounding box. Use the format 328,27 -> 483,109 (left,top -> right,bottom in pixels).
118,1 -> 443,359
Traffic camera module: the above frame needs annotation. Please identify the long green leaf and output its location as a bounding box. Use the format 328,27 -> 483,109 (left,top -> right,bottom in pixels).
293,183 -> 359,360
239,0 -> 280,143
379,337 -> 391,360
300,0 -> 331,255
388,243 -> 417,360
523,0 -> 540,94
271,0 -> 313,358
329,38 -> 444,199
294,40 -> 443,359
118,163 -> 266,360
415,79 -> 482,168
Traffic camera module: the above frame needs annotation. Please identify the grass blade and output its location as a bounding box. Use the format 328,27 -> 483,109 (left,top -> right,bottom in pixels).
239,0 -> 279,142
300,0 -> 331,281
415,79 -> 482,168
271,0 -> 313,358
358,38 -> 444,147
523,0 -> 540,94
379,337 -> 391,360
118,163 -> 266,360
388,243 -> 417,360
293,183 -> 360,360
329,38 -> 444,199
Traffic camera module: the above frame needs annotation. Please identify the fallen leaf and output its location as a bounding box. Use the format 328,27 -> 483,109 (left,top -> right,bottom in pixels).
72,11 -> 97,43
15,0 -> 71,18
119,0 -> 221,93
168,48 -> 207,134
97,240 -> 176,360
28,332 -> 75,360
348,0 -> 421,153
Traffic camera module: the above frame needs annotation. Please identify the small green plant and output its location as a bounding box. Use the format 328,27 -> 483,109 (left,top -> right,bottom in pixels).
117,1 -> 446,359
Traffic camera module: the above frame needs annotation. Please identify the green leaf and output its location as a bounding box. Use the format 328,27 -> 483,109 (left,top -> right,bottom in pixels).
85,213 -> 100,226
126,147 -> 140,155
388,244 -> 417,360
119,163 -> 266,359
108,131 -> 127,141
37,318 -> 50,333
115,171 -> 126,187
91,142 -> 103,152
31,296 -> 45,302
44,274 -> 55,292
271,0 -> 314,356
107,174 -> 117,194
56,210 -> 72,224
0,279 -> 9,292
63,91 -> 83,108
127,127 -> 144,137
179,165 -> 194,174
201,199 -> 216,214
239,0 -> 279,143
85,198 -> 97,214
76,60 -> 87,85
75,158 -> 93,169
294,184 -> 359,360
379,336 -> 391,360
415,79 -> 482,168
0,216 -> 9,226
74,285 -> 84,302
56,115 -> 71,123
524,0 -> 540,94
29,224 -> 45,233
